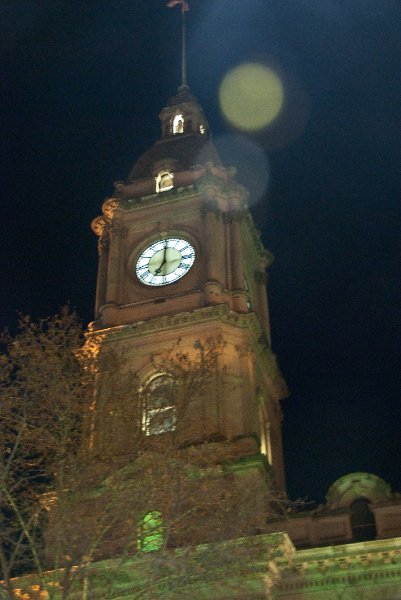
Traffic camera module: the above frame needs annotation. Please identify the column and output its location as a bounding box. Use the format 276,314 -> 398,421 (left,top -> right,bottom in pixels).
255,269 -> 272,344
105,220 -> 122,305
202,198 -> 224,305
229,210 -> 248,312
91,216 -> 110,318
95,231 -> 110,317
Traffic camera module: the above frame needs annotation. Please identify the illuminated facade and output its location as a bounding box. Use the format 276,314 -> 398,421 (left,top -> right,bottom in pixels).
90,84 -> 288,492
9,82 -> 401,600
86,85 -> 401,598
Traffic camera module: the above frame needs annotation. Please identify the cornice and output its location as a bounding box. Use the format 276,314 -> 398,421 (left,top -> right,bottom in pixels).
91,304 -> 260,341
89,304 -> 287,397
279,537 -> 401,592
121,184 -> 199,211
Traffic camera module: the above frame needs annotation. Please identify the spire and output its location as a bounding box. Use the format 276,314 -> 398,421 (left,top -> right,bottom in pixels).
166,0 -> 189,88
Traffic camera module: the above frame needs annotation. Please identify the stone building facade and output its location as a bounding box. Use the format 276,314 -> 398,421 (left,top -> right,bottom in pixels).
9,84 -> 401,600
85,84 -> 401,598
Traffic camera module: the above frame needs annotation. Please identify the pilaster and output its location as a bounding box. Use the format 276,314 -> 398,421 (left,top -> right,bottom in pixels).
255,268 -> 271,344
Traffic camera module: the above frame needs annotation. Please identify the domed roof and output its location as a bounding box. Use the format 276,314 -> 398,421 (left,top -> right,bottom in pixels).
325,472 -> 394,509
126,85 -> 222,183
126,135 -> 222,182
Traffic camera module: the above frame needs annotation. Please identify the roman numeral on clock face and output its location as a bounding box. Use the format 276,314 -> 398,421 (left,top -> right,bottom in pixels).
136,237 -> 195,287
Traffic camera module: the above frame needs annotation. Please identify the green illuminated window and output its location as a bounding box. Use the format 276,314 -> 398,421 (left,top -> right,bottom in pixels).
137,511 -> 164,552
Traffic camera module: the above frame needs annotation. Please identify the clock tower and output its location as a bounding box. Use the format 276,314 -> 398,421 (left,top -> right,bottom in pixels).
90,83 -> 288,492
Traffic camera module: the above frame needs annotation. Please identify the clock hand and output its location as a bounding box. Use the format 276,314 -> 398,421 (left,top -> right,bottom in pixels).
155,241 -> 168,274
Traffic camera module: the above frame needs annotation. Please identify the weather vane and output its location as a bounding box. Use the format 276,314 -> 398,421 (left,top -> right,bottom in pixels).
166,0 -> 190,88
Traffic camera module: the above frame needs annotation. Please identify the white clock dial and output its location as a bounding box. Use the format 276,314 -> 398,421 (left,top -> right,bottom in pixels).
136,237 -> 196,286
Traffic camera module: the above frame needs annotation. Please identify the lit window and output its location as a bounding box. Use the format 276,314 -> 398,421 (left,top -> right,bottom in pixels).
173,114 -> 184,134
137,511 -> 164,552
155,171 -> 174,193
244,276 -> 252,310
199,124 -> 205,135
262,423 -> 272,465
143,375 -> 176,436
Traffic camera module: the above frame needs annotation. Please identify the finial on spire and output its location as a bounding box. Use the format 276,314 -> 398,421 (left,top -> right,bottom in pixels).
166,0 -> 189,88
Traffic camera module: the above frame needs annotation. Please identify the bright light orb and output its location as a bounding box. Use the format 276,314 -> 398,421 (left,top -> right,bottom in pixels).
219,63 -> 284,132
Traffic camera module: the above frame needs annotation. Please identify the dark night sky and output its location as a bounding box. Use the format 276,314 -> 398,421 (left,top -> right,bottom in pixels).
1,0 -> 400,503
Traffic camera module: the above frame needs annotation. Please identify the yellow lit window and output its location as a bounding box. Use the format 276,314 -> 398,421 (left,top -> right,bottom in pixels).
143,375 -> 176,436
173,114 -> 184,134
155,171 -> 174,193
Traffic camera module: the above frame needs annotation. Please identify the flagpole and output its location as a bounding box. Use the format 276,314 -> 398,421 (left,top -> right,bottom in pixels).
166,0 -> 189,87
181,6 -> 187,87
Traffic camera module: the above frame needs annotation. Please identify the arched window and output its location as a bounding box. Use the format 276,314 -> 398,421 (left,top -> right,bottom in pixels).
350,498 -> 376,541
143,375 -> 176,436
137,511 -> 164,552
155,170 -> 174,193
173,114 -> 184,134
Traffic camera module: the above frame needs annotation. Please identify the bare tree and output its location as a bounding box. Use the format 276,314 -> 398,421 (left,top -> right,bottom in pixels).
1,317 -> 282,600
0,310 -> 91,598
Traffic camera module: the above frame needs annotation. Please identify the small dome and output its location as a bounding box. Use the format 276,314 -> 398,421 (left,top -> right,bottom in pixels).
326,472 -> 394,509
126,136 -> 222,182
126,85 -> 221,183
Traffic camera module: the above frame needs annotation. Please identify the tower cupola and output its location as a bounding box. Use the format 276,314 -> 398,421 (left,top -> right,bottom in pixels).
159,84 -> 209,138
125,86 -> 220,186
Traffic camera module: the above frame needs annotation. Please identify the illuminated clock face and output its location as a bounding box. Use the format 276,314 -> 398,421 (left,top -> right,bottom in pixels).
135,237 -> 196,286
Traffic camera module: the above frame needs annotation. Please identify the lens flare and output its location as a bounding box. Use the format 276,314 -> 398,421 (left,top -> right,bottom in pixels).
211,134 -> 270,206
219,63 -> 284,132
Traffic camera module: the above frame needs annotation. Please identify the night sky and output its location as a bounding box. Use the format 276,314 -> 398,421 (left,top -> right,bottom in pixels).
1,0 -> 400,503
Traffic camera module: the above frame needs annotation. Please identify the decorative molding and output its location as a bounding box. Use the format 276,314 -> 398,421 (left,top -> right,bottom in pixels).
94,304 -> 260,340
90,304 -> 287,398
123,185 -> 198,210
326,472 -> 395,509
91,216 -> 109,237
195,173 -> 226,197
200,197 -> 221,216
226,183 -> 249,208
109,220 -> 125,234
102,198 -> 120,218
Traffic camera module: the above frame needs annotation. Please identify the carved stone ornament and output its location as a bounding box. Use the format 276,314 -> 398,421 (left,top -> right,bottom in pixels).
91,216 -> 109,237
89,304 -> 287,398
200,196 -> 220,216
102,198 -> 119,218
227,183 -> 249,206
195,173 -> 225,197
109,220 -> 123,234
